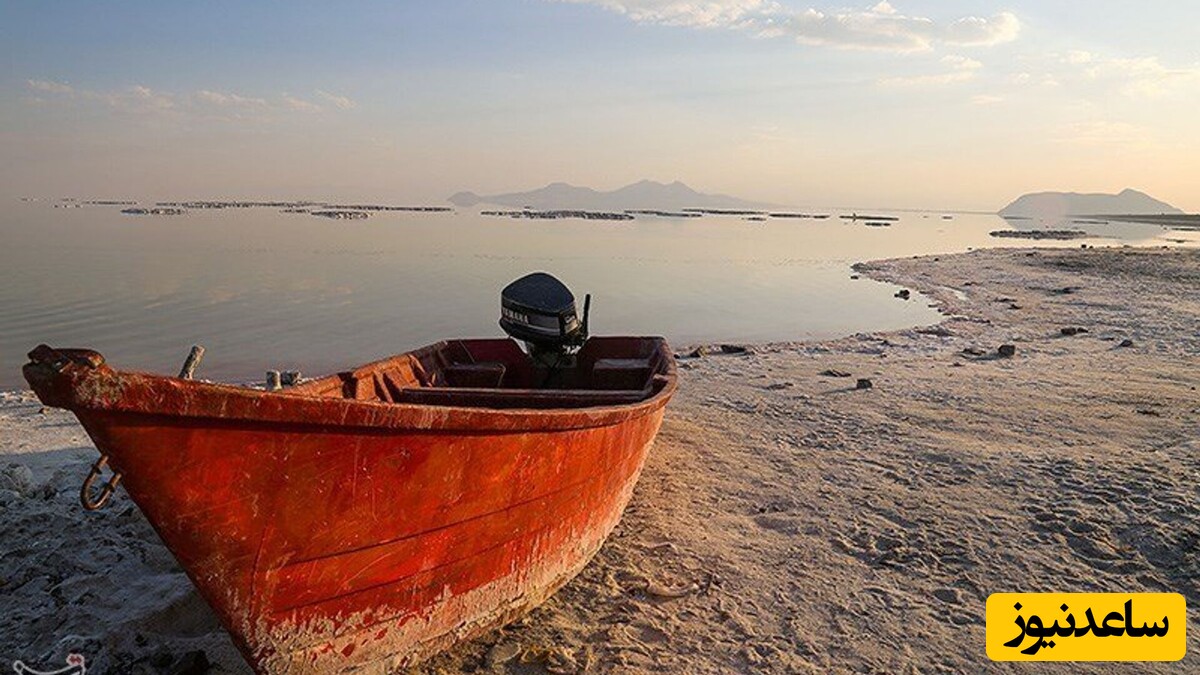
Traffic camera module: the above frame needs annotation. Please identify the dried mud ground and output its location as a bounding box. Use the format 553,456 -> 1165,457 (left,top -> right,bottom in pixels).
2,247 -> 1197,674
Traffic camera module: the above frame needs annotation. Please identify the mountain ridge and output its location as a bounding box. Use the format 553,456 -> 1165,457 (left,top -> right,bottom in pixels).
999,189 -> 1182,218
448,180 -> 764,210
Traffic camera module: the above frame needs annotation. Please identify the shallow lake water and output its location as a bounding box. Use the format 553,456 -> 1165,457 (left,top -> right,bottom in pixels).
1,199 -> 1195,389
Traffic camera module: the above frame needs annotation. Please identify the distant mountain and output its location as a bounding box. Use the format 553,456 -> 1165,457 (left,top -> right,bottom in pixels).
448,180 -> 763,210
999,189 -> 1182,218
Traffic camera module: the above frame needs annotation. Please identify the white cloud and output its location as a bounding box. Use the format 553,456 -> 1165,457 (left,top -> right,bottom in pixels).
878,54 -> 981,86
1019,51 -> 1198,98
27,79 -> 177,114
27,79 -> 74,95
562,0 -> 766,27
194,90 -> 268,107
1075,54 -> 1200,97
1055,120 -> 1153,148
282,94 -> 322,112
558,1 -> 1020,52
46,83 -> 181,114
942,12 -> 1020,47
1006,70 -> 1060,88
1008,52 -> 1197,98
121,85 -> 176,112
24,79 -> 351,119
942,55 -> 982,70
315,90 -> 357,110
1064,50 -> 1094,65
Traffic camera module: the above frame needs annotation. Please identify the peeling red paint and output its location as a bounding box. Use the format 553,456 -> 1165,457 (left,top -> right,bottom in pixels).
24,338 -> 675,673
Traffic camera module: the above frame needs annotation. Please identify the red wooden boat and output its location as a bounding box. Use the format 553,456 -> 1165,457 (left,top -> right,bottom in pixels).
23,333 -> 675,673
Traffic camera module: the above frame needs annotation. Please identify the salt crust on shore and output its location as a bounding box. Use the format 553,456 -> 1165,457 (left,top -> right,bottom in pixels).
2,247 -> 1196,673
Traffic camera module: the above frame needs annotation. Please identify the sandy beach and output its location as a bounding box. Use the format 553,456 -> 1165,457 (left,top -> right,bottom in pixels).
2,246 -> 1197,673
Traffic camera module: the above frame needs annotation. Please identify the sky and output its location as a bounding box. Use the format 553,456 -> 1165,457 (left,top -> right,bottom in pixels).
2,1 -> 1198,211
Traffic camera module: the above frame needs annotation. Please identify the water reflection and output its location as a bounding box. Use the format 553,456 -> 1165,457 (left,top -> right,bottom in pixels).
0,200 -> 1193,389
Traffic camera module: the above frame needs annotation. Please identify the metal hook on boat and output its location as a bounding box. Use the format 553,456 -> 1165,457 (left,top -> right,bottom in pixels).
80,455 -> 123,511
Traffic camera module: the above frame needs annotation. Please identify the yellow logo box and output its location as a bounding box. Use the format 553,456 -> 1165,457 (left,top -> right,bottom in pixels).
987,593 -> 1186,661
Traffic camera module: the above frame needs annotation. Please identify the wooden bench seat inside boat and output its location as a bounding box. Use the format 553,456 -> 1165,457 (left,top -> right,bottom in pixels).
591,358 -> 654,391
289,337 -> 671,409
442,363 -> 507,388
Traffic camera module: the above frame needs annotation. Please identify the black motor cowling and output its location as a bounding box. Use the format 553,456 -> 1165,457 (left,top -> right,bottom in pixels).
499,272 -> 589,354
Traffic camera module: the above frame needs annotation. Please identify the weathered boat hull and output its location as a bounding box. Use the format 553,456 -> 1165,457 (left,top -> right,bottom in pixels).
24,338 -> 674,673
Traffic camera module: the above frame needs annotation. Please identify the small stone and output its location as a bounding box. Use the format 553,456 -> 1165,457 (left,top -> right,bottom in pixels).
820,369 -> 852,378
645,580 -> 697,598
894,289 -> 911,300
719,344 -> 749,355
933,587 -> 961,604
856,378 -> 873,390
1060,327 -> 1088,336
961,347 -> 987,357
1119,339 -> 1134,348
0,464 -> 35,496
850,274 -> 861,280
38,407 -> 49,415
743,645 -> 764,665
997,344 -> 1017,358
486,642 -> 522,667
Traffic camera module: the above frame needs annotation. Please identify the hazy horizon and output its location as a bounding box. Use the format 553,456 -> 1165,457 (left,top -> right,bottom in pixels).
5,179 -> 1186,215
4,1 -> 1199,211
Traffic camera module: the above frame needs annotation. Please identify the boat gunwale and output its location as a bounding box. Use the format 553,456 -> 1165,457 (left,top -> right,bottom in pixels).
24,337 -> 677,433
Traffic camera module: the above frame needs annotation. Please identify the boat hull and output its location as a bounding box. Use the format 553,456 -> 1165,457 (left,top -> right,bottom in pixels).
24,341 -> 674,673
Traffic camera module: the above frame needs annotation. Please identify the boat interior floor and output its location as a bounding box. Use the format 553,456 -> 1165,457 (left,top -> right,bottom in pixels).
289,337 -> 672,409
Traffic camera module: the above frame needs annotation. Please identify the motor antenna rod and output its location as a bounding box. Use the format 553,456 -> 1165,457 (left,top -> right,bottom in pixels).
582,294 -> 591,339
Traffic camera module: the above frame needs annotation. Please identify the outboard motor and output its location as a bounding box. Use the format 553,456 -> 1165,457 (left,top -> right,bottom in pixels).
500,272 -> 590,366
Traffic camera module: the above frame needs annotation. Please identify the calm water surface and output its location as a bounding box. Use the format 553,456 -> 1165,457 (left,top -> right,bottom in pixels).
2,200 -> 1195,389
